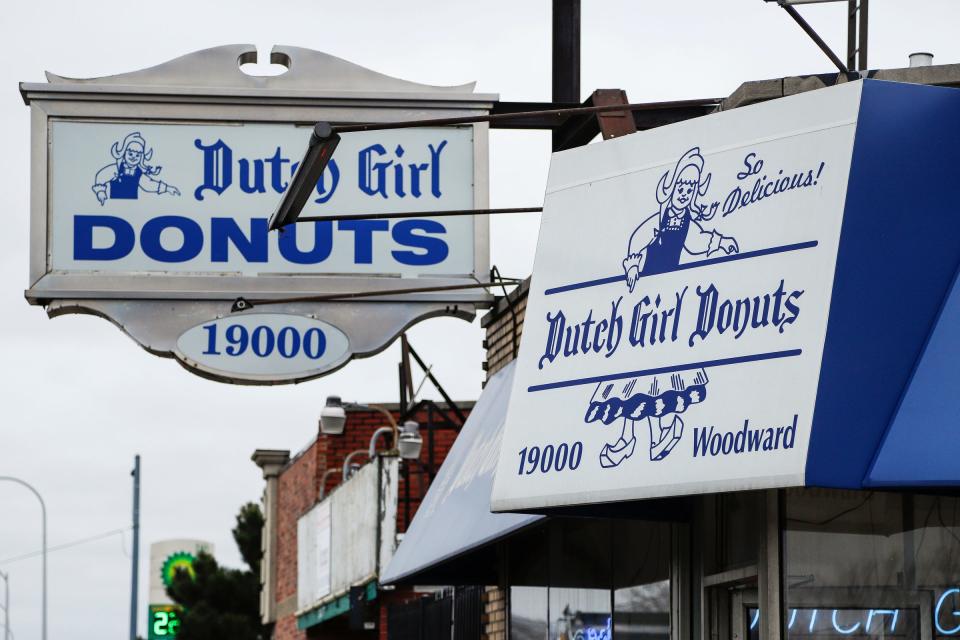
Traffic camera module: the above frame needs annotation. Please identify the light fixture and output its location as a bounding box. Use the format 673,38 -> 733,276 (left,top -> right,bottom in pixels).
398,420 -> 423,461
268,122 -> 340,231
319,395 -> 347,435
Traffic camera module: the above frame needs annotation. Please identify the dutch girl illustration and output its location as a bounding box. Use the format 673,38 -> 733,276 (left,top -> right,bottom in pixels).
91,132 -> 181,205
584,147 -> 739,468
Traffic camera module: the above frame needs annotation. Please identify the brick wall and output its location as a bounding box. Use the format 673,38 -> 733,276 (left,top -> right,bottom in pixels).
271,402 -> 470,640
481,279 -> 528,381
482,586 -> 507,640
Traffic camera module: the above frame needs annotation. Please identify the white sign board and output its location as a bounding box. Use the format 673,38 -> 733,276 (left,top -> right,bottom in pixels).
49,122 -> 476,277
491,82 -> 862,511
22,45 -> 495,384
297,500 -> 332,609
297,457 -> 399,612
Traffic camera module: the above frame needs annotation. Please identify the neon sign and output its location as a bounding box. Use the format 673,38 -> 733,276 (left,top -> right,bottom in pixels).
748,591 -> 960,638
570,616 -> 611,640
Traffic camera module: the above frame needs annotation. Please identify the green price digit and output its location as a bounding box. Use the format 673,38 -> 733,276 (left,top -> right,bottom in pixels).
149,606 -> 182,639
153,611 -> 169,636
168,612 -> 181,635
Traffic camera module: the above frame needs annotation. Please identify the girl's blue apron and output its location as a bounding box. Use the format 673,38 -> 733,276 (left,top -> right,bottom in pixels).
109,165 -> 143,200
641,208 -> 689,275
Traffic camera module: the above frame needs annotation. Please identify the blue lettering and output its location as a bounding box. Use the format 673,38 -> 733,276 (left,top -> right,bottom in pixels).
393,146 -> 406,197
391,219 -> 448,266
278,221 -> 334,264
539,310 -> 565,370
211,218 -> 268,262
266,147 -> 291,194
194,138 -> 232,201
408,161 -> 430,197
238,159 -> 266,194
737,152 -> 763,180
692,426 -> 712,457
73,215 -> 135,260
140,216 -> 203,263
428,140 -> 447,198
358,144 -> 392,198
338,219 -> 389,264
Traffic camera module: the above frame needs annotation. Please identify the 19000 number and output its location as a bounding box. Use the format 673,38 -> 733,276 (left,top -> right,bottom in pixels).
517,442 -> 583,475
201,324 -> 327,359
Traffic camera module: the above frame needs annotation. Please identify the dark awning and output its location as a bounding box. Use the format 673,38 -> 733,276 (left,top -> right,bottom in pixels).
381,361 -> 542,585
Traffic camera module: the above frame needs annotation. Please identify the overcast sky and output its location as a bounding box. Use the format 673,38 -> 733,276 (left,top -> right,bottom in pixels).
2,1 -> 959,638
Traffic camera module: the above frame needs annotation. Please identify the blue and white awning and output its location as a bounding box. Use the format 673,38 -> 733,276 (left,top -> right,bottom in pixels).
381,362 -> 542,584
490,79 -> 960,512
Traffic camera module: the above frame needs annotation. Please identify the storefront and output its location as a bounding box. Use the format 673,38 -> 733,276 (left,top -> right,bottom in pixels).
384,76 -> 960,640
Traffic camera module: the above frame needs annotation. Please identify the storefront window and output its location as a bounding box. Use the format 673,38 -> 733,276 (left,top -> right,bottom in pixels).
512,586 -> 550,640
510,524 -> 550,639
614,521 -> 671,640
508,518 -> 674,639
550,587 -> 613,639
549,519 -> 612,639
781,490 -> 960,640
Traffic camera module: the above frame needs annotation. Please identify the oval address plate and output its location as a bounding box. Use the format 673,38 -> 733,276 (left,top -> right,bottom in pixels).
176,313 -> 351,383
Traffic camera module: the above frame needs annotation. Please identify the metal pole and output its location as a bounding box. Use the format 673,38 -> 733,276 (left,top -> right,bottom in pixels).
295,206 -> 542,225
129,455 -> 141,640
0,570 -> 9,640
847,0 -> 858,70
552,0 -> 581,150
858,0 -> 869,70
0,478 -> 46,640
781,3 -> 851,75
331,100 -> 717,135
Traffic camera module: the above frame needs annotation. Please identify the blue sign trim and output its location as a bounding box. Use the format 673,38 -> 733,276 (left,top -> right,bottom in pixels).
805,80 -> 960,488
543,240 -> 818,296
865,258 -> 960,487
528,348 -> 802,393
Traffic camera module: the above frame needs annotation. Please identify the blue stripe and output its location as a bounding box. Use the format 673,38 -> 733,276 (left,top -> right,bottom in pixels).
543,240 -> 819,296
527,349 -> 803,393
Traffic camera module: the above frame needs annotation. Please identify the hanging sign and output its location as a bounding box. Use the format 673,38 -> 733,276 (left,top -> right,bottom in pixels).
492,81 -> 865,510
21,44 -> 495,384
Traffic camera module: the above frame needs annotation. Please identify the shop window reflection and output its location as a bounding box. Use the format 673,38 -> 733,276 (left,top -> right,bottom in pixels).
550,587 -> 613,639
507,517 -> 674,639
549,519 -> 613,639
512,585 -> 549,640
614,521 -> 671,640
782,490 -> 960,640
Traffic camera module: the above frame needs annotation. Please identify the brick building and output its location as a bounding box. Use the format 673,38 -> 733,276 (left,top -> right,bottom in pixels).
253,400 -> 472,640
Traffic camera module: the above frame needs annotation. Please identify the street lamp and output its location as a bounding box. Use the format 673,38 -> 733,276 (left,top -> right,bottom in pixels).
317,468 -> 342,501
321,396 -> 423,461
319,396 -> 347,435
0,478 -> 45,640
397,421 -> 423,461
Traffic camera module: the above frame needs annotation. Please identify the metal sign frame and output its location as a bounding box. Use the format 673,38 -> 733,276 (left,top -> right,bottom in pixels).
19,44 -> 497,384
